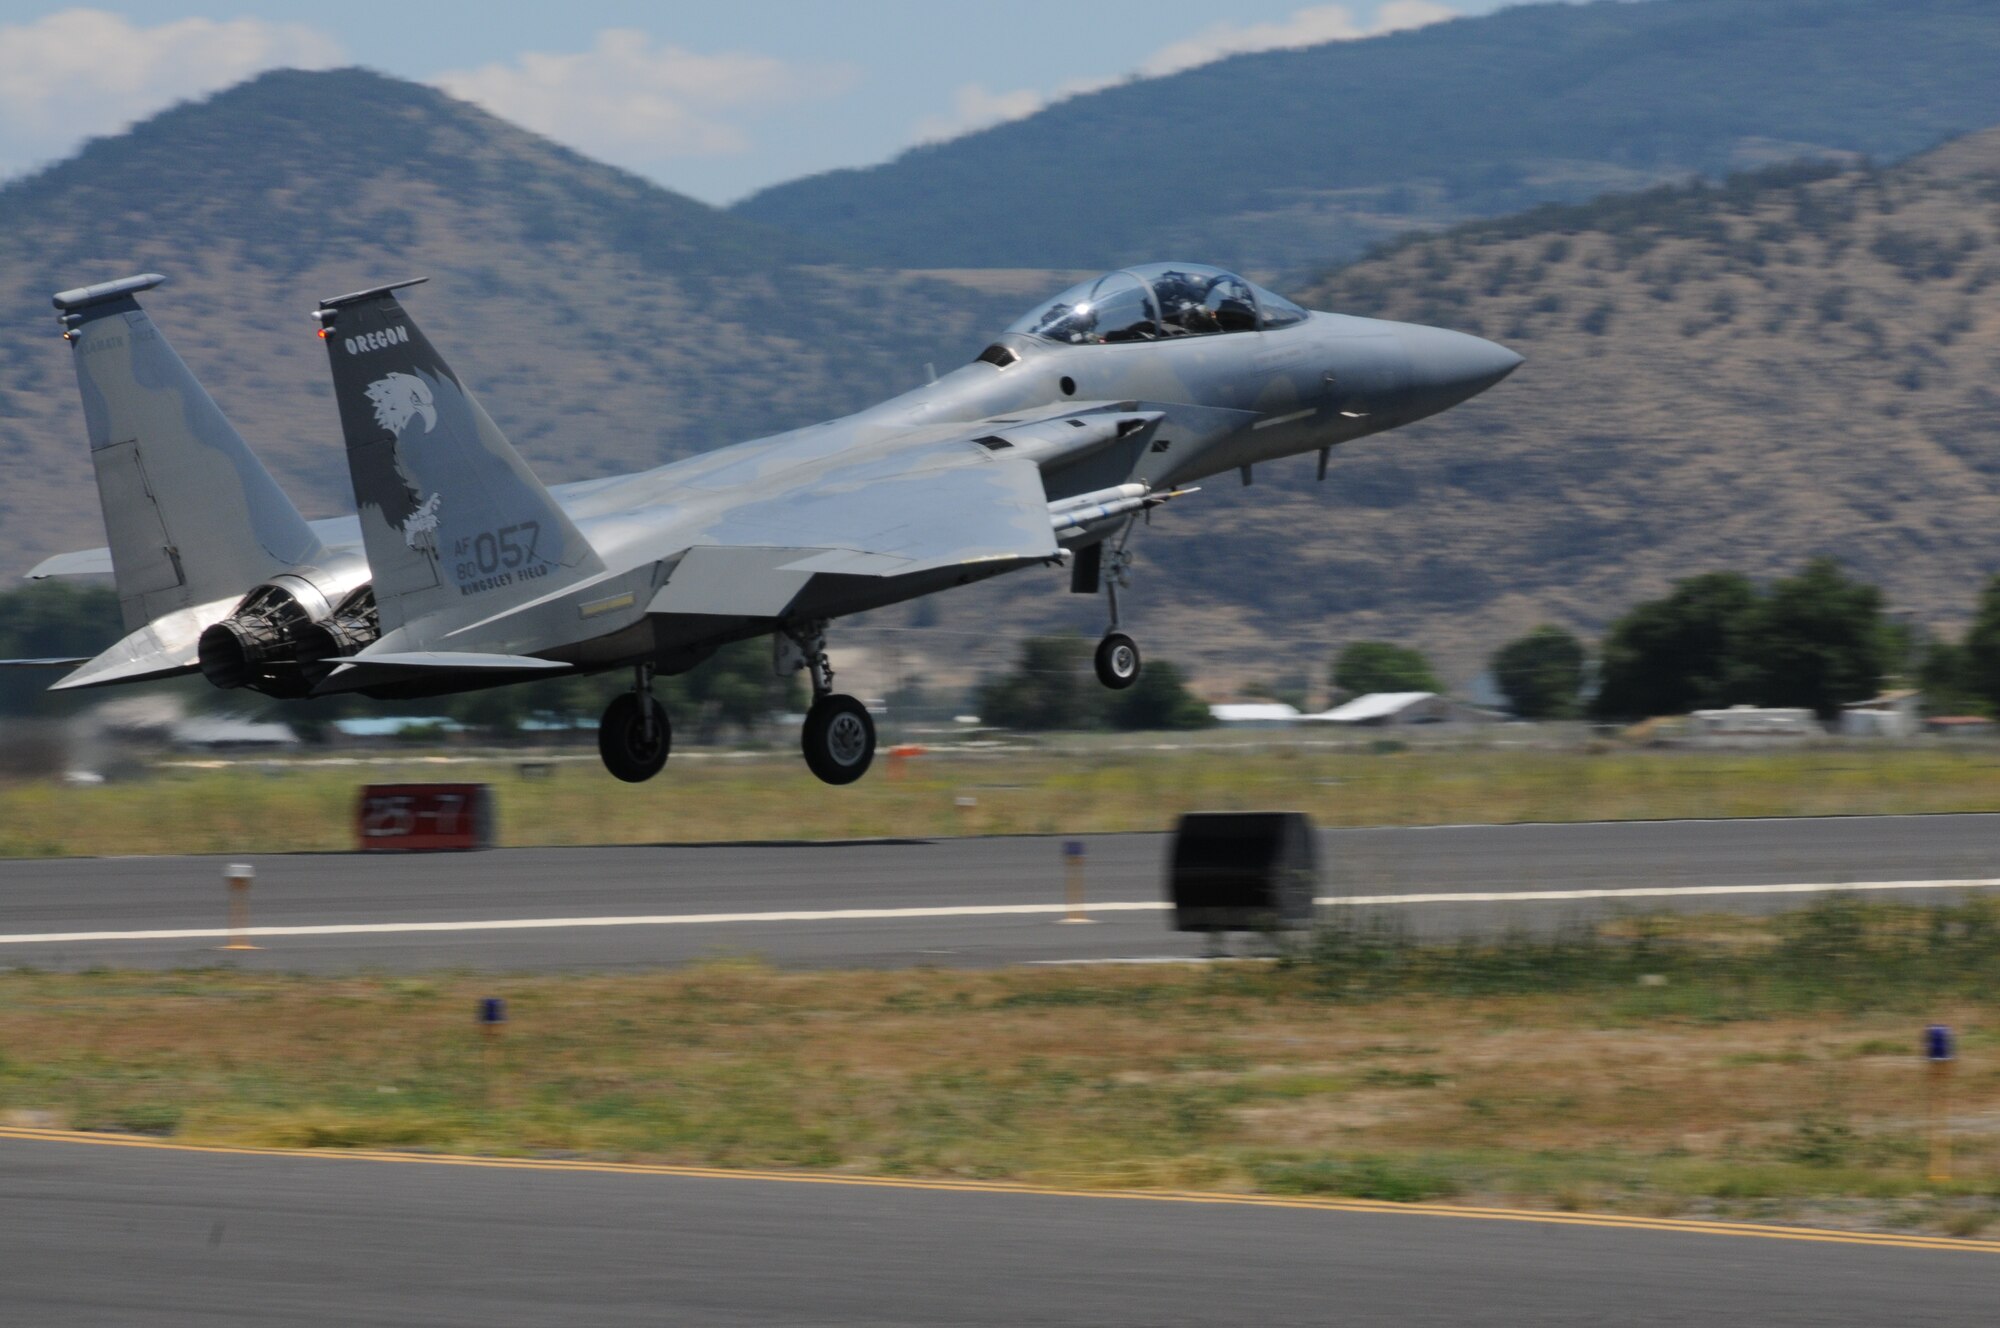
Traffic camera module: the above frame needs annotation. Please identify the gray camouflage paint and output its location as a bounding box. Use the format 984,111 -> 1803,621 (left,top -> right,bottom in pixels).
61,282 -> 324,630
32,268 -> 1520,696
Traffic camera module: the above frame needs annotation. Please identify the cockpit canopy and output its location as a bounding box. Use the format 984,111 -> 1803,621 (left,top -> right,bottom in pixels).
1004,263 -> 1310,346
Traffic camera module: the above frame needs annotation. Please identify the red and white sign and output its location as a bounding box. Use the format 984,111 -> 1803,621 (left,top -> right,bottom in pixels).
356,783 -> 494,852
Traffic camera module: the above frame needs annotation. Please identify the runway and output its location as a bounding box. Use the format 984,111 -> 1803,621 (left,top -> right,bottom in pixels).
1,814 -> 1998,971
2,1130 -> 1992,1326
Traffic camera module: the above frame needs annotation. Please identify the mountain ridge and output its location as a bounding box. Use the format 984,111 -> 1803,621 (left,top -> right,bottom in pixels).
0,66 -> 826,276
733,0 -> 2000,275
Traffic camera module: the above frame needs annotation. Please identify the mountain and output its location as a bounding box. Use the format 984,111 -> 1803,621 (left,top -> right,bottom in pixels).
733,0 -> 2000,275
0,67 -> 1029,603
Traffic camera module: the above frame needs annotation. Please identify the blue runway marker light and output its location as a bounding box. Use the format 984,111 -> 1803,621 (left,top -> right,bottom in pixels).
1064,840 -> 1085,862
480,997 -> 507,1026
1926,1024 -> 1954,1062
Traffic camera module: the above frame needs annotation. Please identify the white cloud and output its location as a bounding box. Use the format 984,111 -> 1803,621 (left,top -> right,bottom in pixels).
0,8 -> 344,179
915,2 -> 1458,143
1137,1 -> 1456,78
434,30 -> 857,165
913,77 -> 1109,144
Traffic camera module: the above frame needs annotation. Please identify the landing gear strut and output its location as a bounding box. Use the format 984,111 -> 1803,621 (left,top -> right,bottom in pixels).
1092,522 -> 1143,691
784,621 -> 877,785
598,663 -> 671,783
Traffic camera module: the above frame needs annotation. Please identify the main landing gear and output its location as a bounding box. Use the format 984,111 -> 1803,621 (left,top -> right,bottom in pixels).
786,622 -> 877,785
599,663 -> 671,783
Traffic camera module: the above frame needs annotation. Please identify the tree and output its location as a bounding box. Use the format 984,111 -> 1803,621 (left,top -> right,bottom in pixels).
1490,625 -> 1586,719
1918,637 -> 1983,717
659,639 -> 803,743
1593,563 -> 1890,720
1591,572 -> 1759,719
1107,660 -> 1213,731
1739,558 -> 1890,719
0,582 -> 122,717
1331,641 -> 1439,696
977,636 -> 1100,731
1960,575 -> 2000,716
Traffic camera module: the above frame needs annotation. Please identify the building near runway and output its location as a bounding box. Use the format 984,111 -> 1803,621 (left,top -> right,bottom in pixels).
1208,701 -> 1304,727
1839,690 -> 1921,739
1303,692 -> 1497,726
1687,705 -> 1820,746
1210,692 -> 1499,728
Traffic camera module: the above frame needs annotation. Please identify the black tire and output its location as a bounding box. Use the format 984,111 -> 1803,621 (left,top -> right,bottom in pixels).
1094,632 -> 1142,690
598,693 -> 671,783
802,694 -> 876,785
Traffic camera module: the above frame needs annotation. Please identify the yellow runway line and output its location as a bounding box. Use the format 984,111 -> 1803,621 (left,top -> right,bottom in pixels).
2,1125 -> 1996,1255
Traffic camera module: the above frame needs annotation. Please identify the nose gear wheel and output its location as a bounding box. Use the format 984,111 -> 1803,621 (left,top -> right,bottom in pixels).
1095,632 -> 1141,690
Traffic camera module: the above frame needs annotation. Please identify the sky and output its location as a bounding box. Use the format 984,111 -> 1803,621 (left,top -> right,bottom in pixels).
0,1 -> 1529,205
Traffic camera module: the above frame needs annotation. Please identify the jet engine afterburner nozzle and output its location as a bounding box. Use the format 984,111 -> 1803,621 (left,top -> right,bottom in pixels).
195,569 -> 377,696
198,585 -> 312,691
197,617 -> 279,690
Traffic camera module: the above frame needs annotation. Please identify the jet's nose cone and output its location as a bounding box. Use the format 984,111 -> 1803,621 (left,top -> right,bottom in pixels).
1396,324 -> 1524,403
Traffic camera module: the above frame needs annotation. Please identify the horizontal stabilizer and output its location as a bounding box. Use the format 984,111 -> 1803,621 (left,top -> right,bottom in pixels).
25,548 -> 114,579
42,598 -> 232,691
40,589 -> 252,691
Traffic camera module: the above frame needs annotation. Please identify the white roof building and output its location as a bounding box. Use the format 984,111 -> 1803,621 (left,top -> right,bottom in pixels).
169,715 -> 300,748
1299,691 -> 1487,726
1208,702 -> 1303,726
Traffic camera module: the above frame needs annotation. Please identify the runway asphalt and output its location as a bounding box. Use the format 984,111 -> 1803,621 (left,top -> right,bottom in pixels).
4,1131 -> 1995,1326
1,814 -> 1998,971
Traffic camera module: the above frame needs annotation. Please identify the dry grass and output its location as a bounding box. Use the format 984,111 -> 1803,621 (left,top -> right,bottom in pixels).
6,741 -> 2000,857
4,918 -> 1998,1233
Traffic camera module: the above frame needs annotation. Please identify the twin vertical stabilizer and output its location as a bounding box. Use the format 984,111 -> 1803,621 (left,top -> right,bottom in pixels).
55,274 -> 324,634
313,282 -> 603,643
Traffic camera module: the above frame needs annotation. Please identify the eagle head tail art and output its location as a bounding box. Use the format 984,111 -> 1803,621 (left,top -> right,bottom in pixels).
366,372 -> 437,436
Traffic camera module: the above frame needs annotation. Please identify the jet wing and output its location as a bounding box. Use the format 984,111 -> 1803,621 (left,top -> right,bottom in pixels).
648,442 -> 1059,617
703,445 -> 1057,568
680,404 -> 1166,571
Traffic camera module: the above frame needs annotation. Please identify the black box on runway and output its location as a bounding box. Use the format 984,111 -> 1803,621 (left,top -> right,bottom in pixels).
1166,811 -> 1318,932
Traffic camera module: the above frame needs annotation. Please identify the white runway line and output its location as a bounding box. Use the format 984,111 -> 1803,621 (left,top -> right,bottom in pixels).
1,877 -> 1996,946
0,902 -> 1171,945
1334,878 -> 2000,905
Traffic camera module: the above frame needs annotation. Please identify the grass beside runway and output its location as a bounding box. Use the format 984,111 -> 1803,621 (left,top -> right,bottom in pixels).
3,898 -> 1997,1236
7,740 -> 2000,856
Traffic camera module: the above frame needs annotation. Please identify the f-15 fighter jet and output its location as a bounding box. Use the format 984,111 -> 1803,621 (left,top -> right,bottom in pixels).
16,264 -> 1518,784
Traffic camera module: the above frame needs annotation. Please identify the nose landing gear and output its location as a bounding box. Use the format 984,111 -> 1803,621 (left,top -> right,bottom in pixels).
1090,524 -> 1143,692
1095,632 -> 1141,689
599,663 -> 671,783
784,621 -> 877,785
